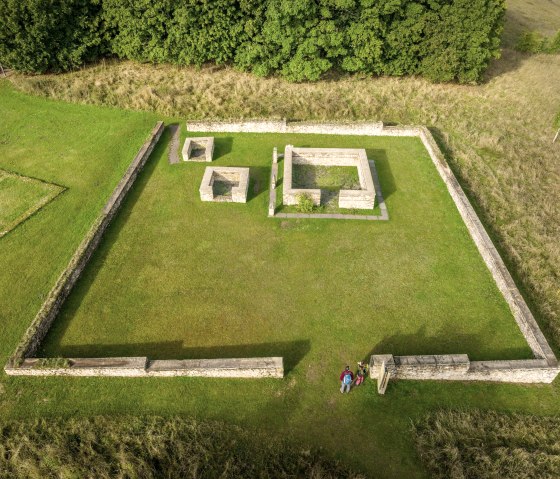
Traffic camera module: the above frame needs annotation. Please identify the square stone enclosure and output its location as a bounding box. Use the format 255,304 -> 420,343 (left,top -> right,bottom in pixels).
282,146 -> 376,209
182,137 -> 215,162
199,167 -> 250,203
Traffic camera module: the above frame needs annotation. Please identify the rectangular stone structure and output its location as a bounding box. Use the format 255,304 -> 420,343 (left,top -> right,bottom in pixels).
182,137 -> 214,162
5,356 -> 284,378
283,146 -> 375,210
199,166 -> 249,203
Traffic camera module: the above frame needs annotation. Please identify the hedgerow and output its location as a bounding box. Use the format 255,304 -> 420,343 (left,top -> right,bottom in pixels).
0,0 -> 506,83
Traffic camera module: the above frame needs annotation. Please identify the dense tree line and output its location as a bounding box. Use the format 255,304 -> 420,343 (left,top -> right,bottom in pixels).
0,0 -> 506,83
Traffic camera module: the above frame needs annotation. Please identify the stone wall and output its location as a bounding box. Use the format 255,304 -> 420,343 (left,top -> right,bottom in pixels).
5,356 -> 284,378
6,122 -> 164,368
283,146 -> 375,209
187,119 -> 383,135
369,354 -> 559,384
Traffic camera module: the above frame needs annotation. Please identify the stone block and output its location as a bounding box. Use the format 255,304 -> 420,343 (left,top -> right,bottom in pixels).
282,146 -> 375,210
199,166 -> 250,203
182,137 -> 214,162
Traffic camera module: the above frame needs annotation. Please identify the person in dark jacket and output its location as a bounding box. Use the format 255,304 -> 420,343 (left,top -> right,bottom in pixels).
340,366 -> 354,393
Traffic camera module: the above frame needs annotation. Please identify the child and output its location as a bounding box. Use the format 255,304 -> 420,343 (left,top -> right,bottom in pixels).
354,361 -> 368,386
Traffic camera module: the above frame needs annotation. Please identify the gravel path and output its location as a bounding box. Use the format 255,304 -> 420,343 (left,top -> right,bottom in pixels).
168,124 -> 180,164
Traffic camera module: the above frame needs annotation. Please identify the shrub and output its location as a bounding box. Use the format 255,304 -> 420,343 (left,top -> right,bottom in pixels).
0,0 -> 506,83
296,193 -> 315,213
516,31 -> 548,53
516,29 -> 560,54
0,0 -> 105,73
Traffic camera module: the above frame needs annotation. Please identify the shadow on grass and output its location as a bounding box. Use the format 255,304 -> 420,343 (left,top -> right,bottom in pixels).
361,325 -> 532,362
53,340 -> 311,374
366,149 -> 396,200
213,136 -> 233,160
247,165 -> 270,202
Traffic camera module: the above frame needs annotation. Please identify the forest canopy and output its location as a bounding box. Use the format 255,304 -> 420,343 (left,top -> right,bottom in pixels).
0,0 -> 506,83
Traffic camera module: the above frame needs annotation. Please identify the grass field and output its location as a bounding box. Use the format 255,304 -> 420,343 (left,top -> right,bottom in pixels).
414,409 -> 560,479
0,416 -> 361,479
2,81 -> 560,479
0,170 -> 64,237
39,130 -> 528,363
8,0 -> 560,352
1,0 -> 560,476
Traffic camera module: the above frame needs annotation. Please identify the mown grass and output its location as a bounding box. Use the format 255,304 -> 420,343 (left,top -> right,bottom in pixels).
39,130 -> 528,362
8,0 -> 560,350
292,165 -> 361,190
414,409 -> 560,479
0,170 -> 64,237
0,416 -> 362,479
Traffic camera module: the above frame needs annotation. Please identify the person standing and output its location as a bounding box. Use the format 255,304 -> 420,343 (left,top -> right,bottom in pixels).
340,366 -> 354,393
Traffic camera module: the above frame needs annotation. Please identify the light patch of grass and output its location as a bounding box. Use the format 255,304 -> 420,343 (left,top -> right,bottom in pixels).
502,0 -> 560,48
0,170 -> 64,237
414,409 -> 560,479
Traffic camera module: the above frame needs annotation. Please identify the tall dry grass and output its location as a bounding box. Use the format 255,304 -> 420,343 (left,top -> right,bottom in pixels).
0,416 -> 362,479
414,409 -> 560,479
9,48 -> 560,348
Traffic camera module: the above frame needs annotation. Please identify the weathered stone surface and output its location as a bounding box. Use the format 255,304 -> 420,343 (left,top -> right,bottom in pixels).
283,146 -> 375,210
182,137 -> 214,162
369,354 -> 559,384
199,166 -> 249,203
147,357 -> 284,378
7,357 -> 148,377
6,356 -> 284,378
187,119 -> 383,135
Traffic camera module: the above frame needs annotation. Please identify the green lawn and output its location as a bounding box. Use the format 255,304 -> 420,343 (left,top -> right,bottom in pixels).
2,82 -> 560,479
0,170 -> 64,237
40,130 -> 530,363
292,164 -> 361,190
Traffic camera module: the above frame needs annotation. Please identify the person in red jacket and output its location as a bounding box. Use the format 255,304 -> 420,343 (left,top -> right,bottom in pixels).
340,365 -> 354,393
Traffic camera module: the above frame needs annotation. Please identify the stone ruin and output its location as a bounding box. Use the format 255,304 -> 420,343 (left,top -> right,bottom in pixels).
199,166 -> 249,203
182,137 -> 215,162
282,146 -> 376,209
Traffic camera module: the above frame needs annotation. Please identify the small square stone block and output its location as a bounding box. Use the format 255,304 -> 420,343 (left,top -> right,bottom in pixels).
199,166 -> 250,203
182,137 -> 214,162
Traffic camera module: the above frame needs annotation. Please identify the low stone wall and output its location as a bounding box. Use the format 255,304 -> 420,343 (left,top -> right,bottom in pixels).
199,166 -> 250,203
6,122 -> 164,368
147,357 -> 284,378
187,119 -> 384,136
370,354 -> 560,383
5,356 -> 284,378
182,136 -> 214,162
369,354 -> 559,384
283,146 -> 375,210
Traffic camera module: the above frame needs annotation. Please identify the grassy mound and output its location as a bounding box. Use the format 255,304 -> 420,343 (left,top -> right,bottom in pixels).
413,409 -> 560,479
0,416 -> 362,479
